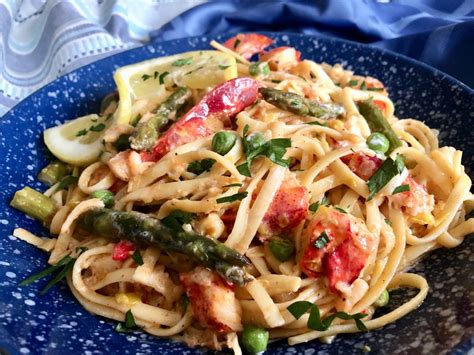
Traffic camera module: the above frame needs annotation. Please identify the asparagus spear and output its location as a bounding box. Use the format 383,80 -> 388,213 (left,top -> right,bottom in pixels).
357,99 -> 402,154
77,208 -> 251,286
259,87 -> 344,119
130,87 -> 192,151
38,161 -> 71,186
10,187 -> 57,224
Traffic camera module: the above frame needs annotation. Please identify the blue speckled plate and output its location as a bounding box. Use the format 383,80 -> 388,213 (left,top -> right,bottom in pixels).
0,33 -> 473,355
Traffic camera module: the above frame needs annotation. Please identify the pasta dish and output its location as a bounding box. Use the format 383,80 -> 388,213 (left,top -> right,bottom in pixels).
10,33 -> 473,353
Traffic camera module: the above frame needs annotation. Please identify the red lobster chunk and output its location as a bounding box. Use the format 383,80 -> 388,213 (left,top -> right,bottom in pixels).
140,77 -> 260,162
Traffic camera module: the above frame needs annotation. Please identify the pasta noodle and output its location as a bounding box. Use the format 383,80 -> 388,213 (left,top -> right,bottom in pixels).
10,34 -> 473,353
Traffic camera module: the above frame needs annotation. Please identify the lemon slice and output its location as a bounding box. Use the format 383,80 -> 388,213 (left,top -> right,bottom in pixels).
113,50 -> 238,124
44,114 -> 109,166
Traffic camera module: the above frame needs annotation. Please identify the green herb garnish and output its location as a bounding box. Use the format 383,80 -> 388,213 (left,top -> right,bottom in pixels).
287,301 -> 368,332
142,74 -> 152,81
237,125 -> 291,177
216,192 -> 248,204
224,183 -> 243,188
89,123 -> 106,132
161,210 -> 195,232
56,175 -> 78,191
76,129 -> 88,137
392,184 -> 410,195
233,38 -> 241,49
334,206 -> 347,214
132,249 -> 144,266
219,64 -> 231,70
308,196 -> 329,213
313,231 -> 330,249
172,58 -> 192,67
115,310 -> 139,332
306,121 -> 328,127
159,71 -> 169,85
187,158 -> 216,175
367,155 -> 405,200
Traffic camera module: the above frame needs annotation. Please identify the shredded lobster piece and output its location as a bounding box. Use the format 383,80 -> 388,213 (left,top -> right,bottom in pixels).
180,267 -> 242,333
141,78 -> 260,162
300,206 -> 375,294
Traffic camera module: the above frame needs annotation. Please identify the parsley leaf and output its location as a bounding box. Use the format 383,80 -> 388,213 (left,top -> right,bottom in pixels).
367,155 -> 405,200
224,183 -> 243,188
132,249 -> 144,266
159,71 -> 169,85
334,206 -> 347,214
309,196 -> 329,212
161,210 -> 195,232
153,71 -> 159,79
89,123 -> 106,132
392,184 -> 410,195
19,247 -> 87,295
115,310 -> 139,333
288,301 -> 368,332
233,38 -> 241,49
76,129 -> 88,137
217,192 -> 248,204
56,175 -> 78,191
142,74 -> 151,81
238,125 -> 292,177
348,79 -> 359,87
360,80 -> 367,90
313,231 -> 330,249
218,64 -> 231,70
172,58 -> 192,67
187,158 -> 216,175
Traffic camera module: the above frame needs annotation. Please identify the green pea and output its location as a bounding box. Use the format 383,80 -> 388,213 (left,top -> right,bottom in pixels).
91,190 -> 115,207
269,236 -> 294,262
374,289 -> 389,307
367,132 -> 390,153
212,131 -> 237,155
241,325 -> 269,353
114,134 -> 131,152
249,62 -> 270,77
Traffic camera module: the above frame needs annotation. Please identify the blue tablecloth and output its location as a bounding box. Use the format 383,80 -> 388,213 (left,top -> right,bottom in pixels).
1,0 -> 473,116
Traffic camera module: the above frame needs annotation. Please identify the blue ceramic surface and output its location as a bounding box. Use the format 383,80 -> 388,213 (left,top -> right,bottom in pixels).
0,33 -> 473,355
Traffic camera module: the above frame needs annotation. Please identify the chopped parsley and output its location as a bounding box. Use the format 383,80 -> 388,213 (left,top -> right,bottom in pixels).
141,74 -> 152,81
224,183 -> 243,188
392,184 -> 410,195
19,247 -> 87,295
233,38 -> 241,49
367,155 -> 405,200
161,210 -> 195,232
308,196 -> 329,213
56,175 -> 78,191
159,71 -> 169,85
172,58 -> 193,67
348,79 -> 359,87
313,231 -> 330,249
132,249 -> 144,266
219,64 -> 232,70
360,80 -> 367,90
334,206 -> 348,214
153,71 -> 159,79
115,310 -> 139,333
217,192 -> 248,204
89,123 -> 106,132
76,129 -> 88,137
236,125 -> 291,177
187,158 -> 216,175
287,301 -> 368,332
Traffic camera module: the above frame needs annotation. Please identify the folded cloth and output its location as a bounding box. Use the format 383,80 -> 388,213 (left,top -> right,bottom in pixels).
1,0 -> 472,116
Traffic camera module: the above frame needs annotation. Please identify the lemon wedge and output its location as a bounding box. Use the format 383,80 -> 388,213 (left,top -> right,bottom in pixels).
113,50 -> 238,124
44,114 -> 109,166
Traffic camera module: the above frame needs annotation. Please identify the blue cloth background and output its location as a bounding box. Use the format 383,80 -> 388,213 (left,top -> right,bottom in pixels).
1,0 -> 473,116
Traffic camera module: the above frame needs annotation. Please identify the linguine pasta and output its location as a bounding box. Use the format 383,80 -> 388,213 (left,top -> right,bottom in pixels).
11,34 -> 473,353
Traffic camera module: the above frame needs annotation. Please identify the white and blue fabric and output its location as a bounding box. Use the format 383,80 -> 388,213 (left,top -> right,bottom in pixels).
1,0 -> 473,117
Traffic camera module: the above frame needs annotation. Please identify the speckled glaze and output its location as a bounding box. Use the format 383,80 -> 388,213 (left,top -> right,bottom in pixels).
0,33 -> 473,355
